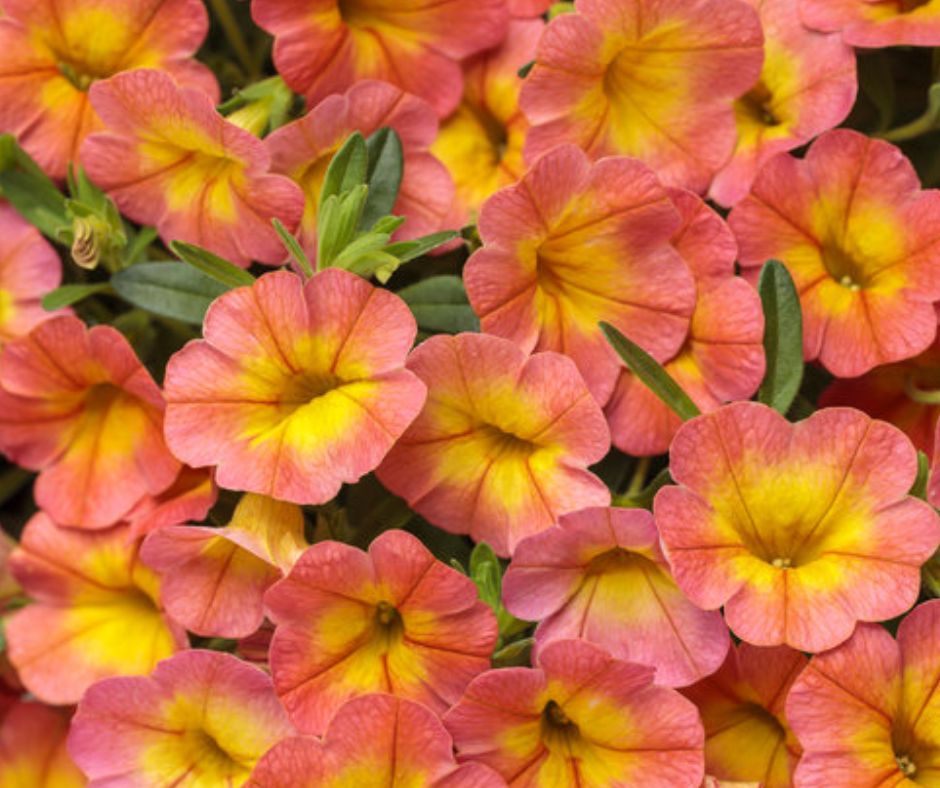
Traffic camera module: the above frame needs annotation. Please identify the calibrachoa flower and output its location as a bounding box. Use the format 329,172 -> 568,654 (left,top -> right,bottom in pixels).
251,0 -> 509,117
0,314 -> 180,528
5,512 -> 187,705
0,701 -> 84,787
729,129 -> 940,378
82,68 -> 304,268
786,600 -> 940,786
444,638 -> 705,787
122,465 -> 217,540
249,694 -> 504,787
503,506 -> 730,688
655,402 -> 940,652
605,190 -> 765,456
682,643 -> 806,788
142,493 -> 306,639
376,332 -> 611,557
463,144 -> 696,405
164,269 -> 426,504
801,0 -> 940,47
709,0 -> 857,206
519,0 -> 764,192
265,529 -> 498,735
267,80 -> 454,261
0,0 -> 218,180
68,650 -> 295,786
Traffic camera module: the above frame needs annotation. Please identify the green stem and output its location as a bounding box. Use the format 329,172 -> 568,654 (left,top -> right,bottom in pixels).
207,0 -> 256,80
626,456 -> 651,497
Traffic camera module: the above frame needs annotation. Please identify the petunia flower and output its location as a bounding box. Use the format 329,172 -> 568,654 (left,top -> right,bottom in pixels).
81,68 -> 304,268
729,129 -> 940,378
68,650 -> 295,786
0,0 -> 218,180
0,701 -> 84,787
503,506 -> 730,687
801,0 -> 940,47
463,144 -> 696,406
5,512 -> 187,705
264,529 -> 498,735
519,0 -> 764,192
251,0 -> 509,117
786,599 -> 940,786
163,268 -> 427,504
376,332 -> 611,557
654,402 -> 940,652
249,694 -> 504,787
122,465 -> 217,540
709,0 -> 857,207
0,314 -> 180,529
444,638 -> 705,787
682,643 -> 806,787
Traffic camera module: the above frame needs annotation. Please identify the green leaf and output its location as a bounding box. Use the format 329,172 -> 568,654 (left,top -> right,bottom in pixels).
469,542 -> 502,608
492,637 -> 534,668
318,132 -> 368,206
124,226 -> 159,266
517,60 -> 535,78
756,260 -> 804,415
396,275 -> 480,334
600,322 -> 701,421
0,134 -> 69,239
361,128 -> 404,231
42,283 -> 111,311
112,262 -> 229,324
272,218 -> 313,278
170,241 -> 255,289
384,230 -> 459,263
911,450 -> 931,500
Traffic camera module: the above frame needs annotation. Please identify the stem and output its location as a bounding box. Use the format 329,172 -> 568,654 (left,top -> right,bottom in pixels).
626,456 -> 651,497
207,0 -> 256,80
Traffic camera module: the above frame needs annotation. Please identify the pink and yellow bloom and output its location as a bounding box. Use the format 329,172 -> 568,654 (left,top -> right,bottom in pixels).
519,0 -> 764,192
82,68 -> 304,268
444,638 -> 705,787
68,650 -> 294,786
5,512 -> 186,705
0,701 -> 84,787
0,314 -> 180,529
729,129 -> 940,378
122,465 -> 217,540
164,269 -> 426,504
376,332 -> 611,557
503,506 -> 730,688
655,402 -> 940,652
0,0 -> 217,180
265,529 -> 498,735
801,0 -> 940,47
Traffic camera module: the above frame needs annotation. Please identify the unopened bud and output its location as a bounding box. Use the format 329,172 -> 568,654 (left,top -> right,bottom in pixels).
71,216 -> 100,270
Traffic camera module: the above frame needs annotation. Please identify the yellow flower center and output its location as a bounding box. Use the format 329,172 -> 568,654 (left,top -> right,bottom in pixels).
822,244 -> 868,291
280,371 -> 341,408
178,728 -> 252,783
541,700 -> 580,750
896,754 -> 917,777
738,81 -> 781,127
477,424 -> 536,462
373,600 -> 405,643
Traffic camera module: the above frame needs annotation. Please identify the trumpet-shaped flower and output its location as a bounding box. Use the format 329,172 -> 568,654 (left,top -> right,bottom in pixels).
709,0 -> 857,206
376,332 -> 610,557
0,314 -> 179,528
265,529 -> 498,735
122,465 -> 217,540
503,506 -> 730,687
654,402 -> 940,652
519,0 -> 764,192
463,144 -> 696,405
0,702 -> 84,787
68,650 -> 295,786
251,0 -> 509,117
142,493 -> 307,639
444,638 -> 705,787
729,129 -> 940,378
5,513 -> 186,705
81,68 -> 304,268
786,600 -> 940,786
164,269 -> 426,504
682,643 -> 806,787
801,0 -> 940,47
0,0 -> 217,180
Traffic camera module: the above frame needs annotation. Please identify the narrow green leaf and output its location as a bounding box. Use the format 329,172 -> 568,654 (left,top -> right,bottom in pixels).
397,275 -> 480,334
170,241 -> 255,289
757,260 -> 804,415
42,283 -> 111,311
600,322 -> 701,421
112,262 -> 229,324
124,226 -> 159,266
318,185 -> 369,268
911,450 -> 931,500
361,128 -> 404,231
384,230 -> 459,263
517,60 -> 535,78
318,132 -> 368,206
0,134 -> 69,239
492,637 -> 534,668
272,218 -> 313,278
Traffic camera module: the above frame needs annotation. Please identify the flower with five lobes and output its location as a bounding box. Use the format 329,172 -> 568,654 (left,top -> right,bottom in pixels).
81,68 -> 304,268
376,332 -> 611,557
655,402 -> 940,653
163,268 -> 427,505
0,702 -> 84,787
67,650 -> 295,786
729,129 -> 940,378
801,0 -> 940,47
0,0 -> 218,180
502,506 -> 730,688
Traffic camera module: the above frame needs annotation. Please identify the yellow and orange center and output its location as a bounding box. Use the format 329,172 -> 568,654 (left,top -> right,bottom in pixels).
899,0 -> 931,13
280,371 -> 341,411
585,547 -> 646,576
822,243 -> 868,292
540,700 -> 581,751
477,424 -> 536,462
372,600 -> 405,647
738,81 -> 781,128
178,727 -> 253,781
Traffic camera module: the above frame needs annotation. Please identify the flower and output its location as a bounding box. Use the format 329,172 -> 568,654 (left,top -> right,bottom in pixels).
519,0 -> 764,191
265,529 -> 498,735
801,0 -> 940,47
0,314 -> 180,528
121,465 -> 217,540
81,68 -> 304,268
463,144 -> 696,405
654,402 -> 940,652
503,506 -> 730,687
729,129 -> 940,378
444,638 -> 705,787
68,650 -> 295,786
0,0 -> 217,180
0,701 -> 84,787
376,332 -> 610,557
164,269 -> 426,504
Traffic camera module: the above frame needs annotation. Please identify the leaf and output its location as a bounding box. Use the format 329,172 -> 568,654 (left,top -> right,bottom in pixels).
318,132 -> 368,206
272,218 -> 313,278
517,60 -> 535,78
0,134 -> 69,239
112,262 -> 229,324
910,450 -> 931,500
756,260 -> 804,415
600,322 -> 701,421
170,241 -> 255,289
317,186 -> 369,269
469,542 -> 502,608
42,283 -> 111,311
396,275 -> 480,334
384,230 -> 459,263
361,128 -> 404,231
492,637 -> 534,668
